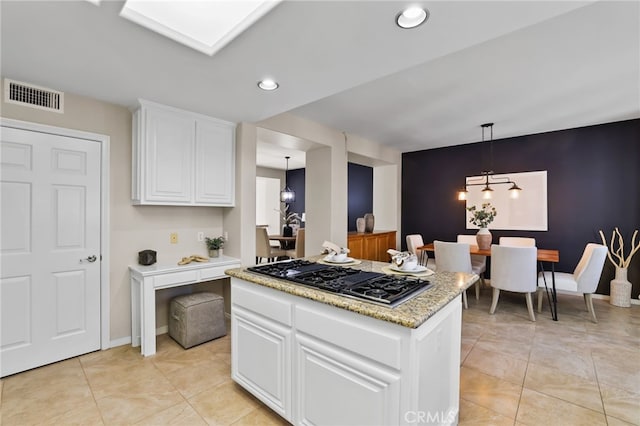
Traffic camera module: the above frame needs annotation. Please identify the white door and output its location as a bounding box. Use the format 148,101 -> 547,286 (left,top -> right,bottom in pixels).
256,177 -> 281,235
1,126 -> 101,377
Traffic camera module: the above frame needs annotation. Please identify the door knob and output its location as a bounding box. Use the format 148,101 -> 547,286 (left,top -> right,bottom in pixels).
82,255 -> 97,263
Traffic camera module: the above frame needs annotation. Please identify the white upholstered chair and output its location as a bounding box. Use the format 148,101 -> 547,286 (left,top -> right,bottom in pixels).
490,244 -> 538,321
406,234 -> 436,270
285,228 -> 305,259
537,243 -> 607,323
457,234 -> 487,290
499,237 -> 536,247
434,240 -> 480,309
256,227 -> 287,264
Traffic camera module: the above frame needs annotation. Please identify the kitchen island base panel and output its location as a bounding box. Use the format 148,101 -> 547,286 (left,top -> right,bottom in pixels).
231,277 -> 461,426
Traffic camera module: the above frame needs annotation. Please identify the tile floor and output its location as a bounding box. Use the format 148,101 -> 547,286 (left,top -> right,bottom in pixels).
1,289 -> 638,425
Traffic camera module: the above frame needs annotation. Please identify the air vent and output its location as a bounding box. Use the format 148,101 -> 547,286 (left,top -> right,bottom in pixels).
4,78 -> 64,113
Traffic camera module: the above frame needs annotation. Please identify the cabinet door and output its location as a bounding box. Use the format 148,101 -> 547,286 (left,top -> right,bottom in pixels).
295,334 -> 400,426
347,235 -> 363,259
144,108 -> 194,203
232,309 -> 291,421
194,119 -> 235,205
363,234 -> 378,260
377,232 -> 396,262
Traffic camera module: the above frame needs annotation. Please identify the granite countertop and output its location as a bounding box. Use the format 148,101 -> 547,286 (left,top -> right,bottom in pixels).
225,256 -> 478,329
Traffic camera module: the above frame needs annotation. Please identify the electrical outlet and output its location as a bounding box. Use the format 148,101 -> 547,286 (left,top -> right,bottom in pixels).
170,232 -> 178,244
197,232 -> 204,242
224,231 -> 228,241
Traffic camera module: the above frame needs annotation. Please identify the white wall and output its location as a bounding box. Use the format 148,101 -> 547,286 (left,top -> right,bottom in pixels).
0,83 -> 226,343
257,113 -> 401,250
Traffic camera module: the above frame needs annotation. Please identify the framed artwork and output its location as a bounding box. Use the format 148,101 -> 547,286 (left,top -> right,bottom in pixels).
465,170 -> 547,231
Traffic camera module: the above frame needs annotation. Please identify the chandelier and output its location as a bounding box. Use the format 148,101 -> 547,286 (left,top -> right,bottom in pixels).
457,123 -> 522,201
280,156 -> 295,203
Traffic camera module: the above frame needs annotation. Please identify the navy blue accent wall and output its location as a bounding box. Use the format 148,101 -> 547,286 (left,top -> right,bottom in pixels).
286,168 -> 305,225
348,163 -> 374,232
402,119 -> 640,297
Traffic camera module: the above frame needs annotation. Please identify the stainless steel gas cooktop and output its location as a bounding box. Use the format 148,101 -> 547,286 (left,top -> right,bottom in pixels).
248,259 -> 433,307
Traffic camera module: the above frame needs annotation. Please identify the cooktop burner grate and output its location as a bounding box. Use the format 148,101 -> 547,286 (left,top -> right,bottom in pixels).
247,260 -> 433,307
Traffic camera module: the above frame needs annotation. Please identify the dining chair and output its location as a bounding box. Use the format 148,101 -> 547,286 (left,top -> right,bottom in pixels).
406,234 -> 436,270
457,234 -> 487,290
256,227 -> 288,264
537,243 -> 607,323
286,228 -> 305,259
489,244 -> 538,321
434,240 -> 479,309
499,237 -> 536,246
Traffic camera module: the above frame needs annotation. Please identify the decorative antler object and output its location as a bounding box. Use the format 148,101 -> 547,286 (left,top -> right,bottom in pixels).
598,228 -> 639,268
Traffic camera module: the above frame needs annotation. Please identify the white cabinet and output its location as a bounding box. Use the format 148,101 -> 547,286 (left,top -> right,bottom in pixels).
230,277 -> 462,426
231,282 -> 293,422
132,99 -> 235,206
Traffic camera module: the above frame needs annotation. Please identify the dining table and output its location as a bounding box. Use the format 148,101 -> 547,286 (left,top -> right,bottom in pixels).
419,243 -> 561,320
269,234 -> 297,250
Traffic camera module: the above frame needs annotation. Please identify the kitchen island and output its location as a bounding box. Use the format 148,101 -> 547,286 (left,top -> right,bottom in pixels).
225,258 -> 477,426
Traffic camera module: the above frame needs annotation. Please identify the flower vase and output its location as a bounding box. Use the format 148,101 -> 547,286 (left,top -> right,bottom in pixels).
209,249 -> 220,258
476,228 -> 492,250
356,217 -> 365,233
610,267 -> 631,307
283,225 -> 293,237
364,213 -> 375,233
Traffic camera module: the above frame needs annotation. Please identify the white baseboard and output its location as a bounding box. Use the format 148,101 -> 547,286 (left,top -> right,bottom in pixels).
589,292 -> 640,305
110,335 -> 131,348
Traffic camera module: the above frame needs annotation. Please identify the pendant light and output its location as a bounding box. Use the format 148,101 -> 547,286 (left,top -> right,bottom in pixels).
457,123 -> 522,200
280,156 -> 295,203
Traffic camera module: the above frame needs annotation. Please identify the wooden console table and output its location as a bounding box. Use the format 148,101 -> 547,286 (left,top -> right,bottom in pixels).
129,255 -> 241,356
347,230 -> 397,262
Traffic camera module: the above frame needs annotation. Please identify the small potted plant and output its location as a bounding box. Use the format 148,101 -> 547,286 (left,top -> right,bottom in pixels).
466,203 -> 497,250
205,236 -> 225,258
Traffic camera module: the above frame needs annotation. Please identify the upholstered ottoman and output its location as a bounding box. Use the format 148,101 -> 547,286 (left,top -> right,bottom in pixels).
169,292 -> 226,349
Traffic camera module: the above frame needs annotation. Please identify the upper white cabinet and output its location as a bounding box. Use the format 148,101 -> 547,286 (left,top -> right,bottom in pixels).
132,99 -> 235,206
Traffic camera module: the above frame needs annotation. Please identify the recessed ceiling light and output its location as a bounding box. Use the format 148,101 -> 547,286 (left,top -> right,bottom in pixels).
258,79 -> 279,91
396,7 -> 429,29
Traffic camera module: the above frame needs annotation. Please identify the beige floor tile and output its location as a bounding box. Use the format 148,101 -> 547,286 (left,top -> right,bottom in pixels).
189,380 -> 261,426
458,398 -> 514,426
83,361 -> 169,400
516,388 -> 606,426
86,362 -> 185,424
231,407 -> 290,425
463,346 -> 528,385
528,340 -> 596,381
204,335 -> 232,355
1,359 -> 97,425
151,343 -> 219,375
606,415 -> 639,426
459,366 -> 522,419
600,384 -> 640,425
95,389 -> 185,425
163,357 -> 231,398
460,338 -> 475,365
524,362 -> 603,412
135,401 -> 207,425
43,403 -> 105,426
592,347 -> 640,394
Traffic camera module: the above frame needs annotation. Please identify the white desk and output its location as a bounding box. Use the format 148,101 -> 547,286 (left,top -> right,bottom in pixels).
129,256 -> 241,356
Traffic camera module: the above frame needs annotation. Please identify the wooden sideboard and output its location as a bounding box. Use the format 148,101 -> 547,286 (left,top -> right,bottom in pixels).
347,230 -> 397,262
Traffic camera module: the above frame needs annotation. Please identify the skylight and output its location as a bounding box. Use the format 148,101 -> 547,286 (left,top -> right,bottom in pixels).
120,0 -> 280,56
